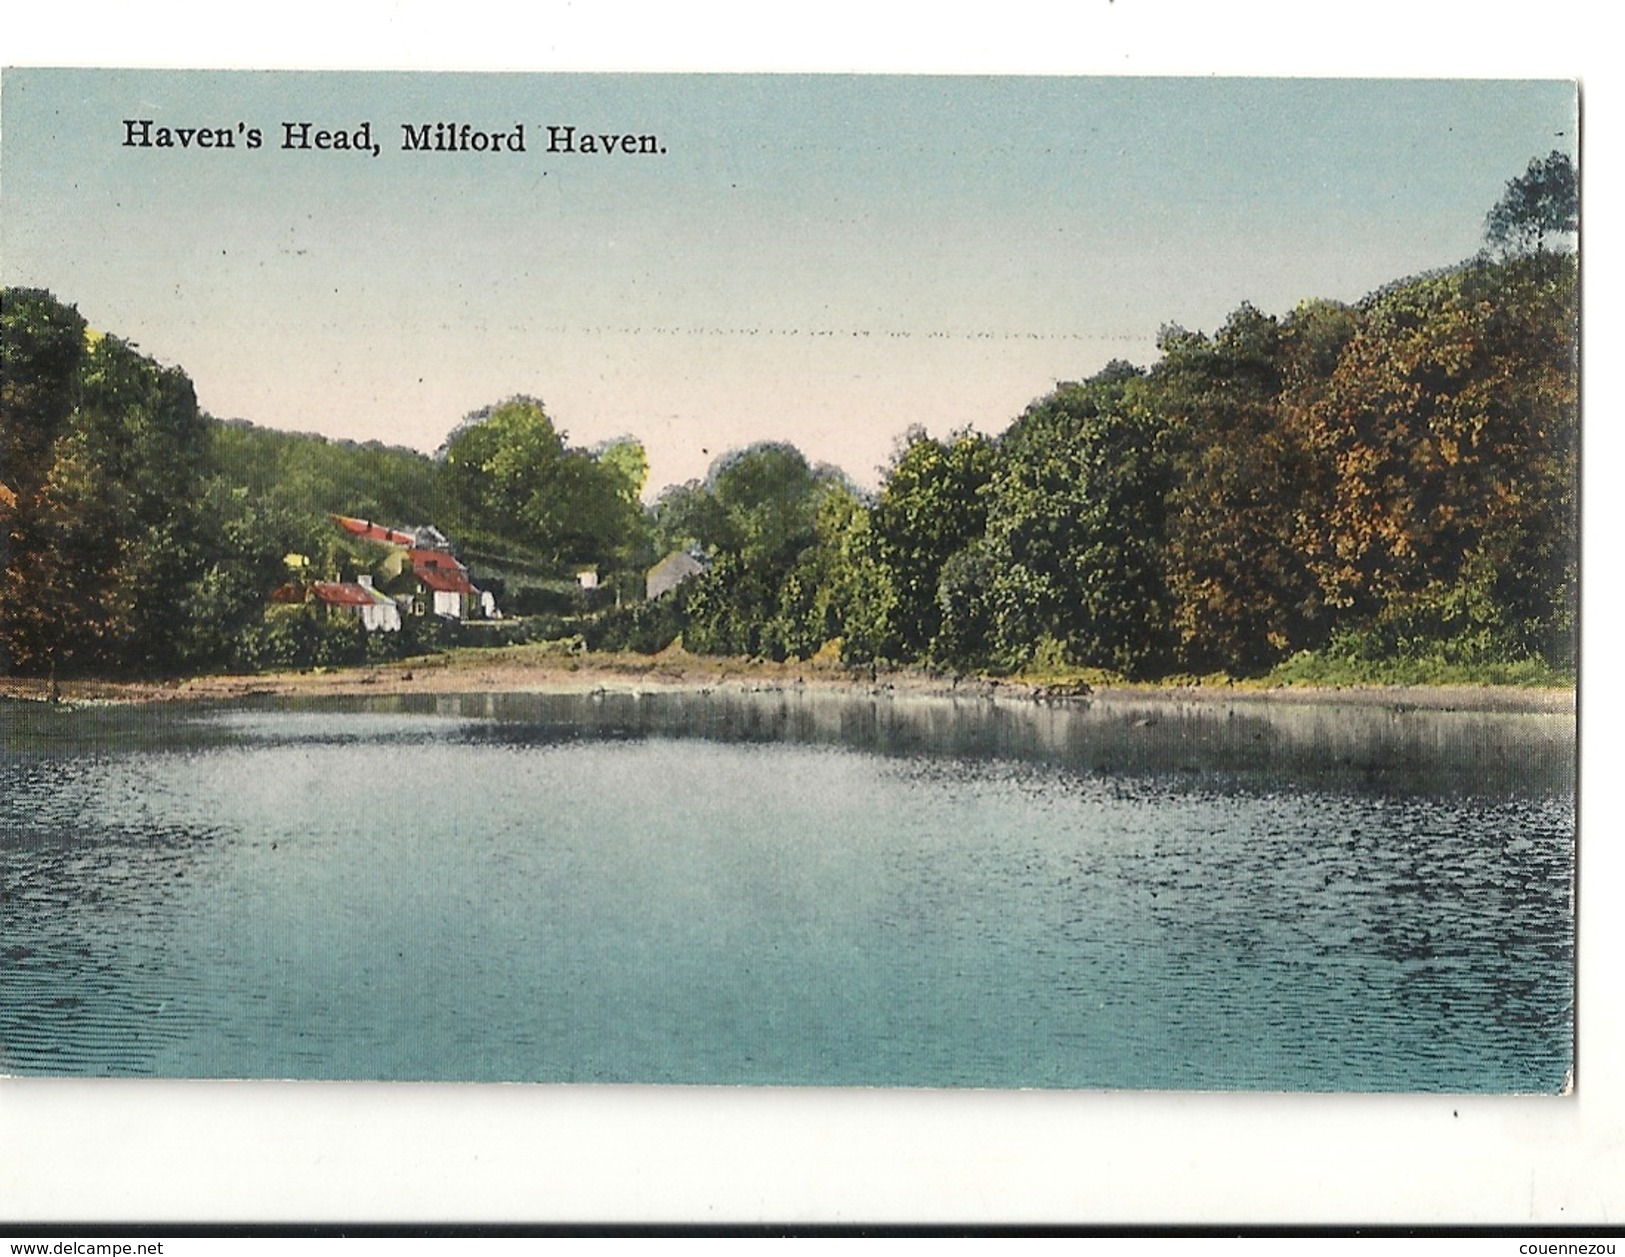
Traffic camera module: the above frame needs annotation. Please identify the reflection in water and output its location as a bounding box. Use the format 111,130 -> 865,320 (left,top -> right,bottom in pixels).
0,691 -> 1574,1089
203,688 -> 1574,796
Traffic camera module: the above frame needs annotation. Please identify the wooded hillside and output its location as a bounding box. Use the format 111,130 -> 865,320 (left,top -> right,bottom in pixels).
1,155 -> 1577,683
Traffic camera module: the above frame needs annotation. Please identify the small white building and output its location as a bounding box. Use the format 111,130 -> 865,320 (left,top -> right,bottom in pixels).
308,580 -> 400,632
356,575 -> 402,632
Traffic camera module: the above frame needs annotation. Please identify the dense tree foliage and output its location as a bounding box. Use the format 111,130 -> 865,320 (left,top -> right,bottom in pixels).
978,362 -> 1173,675
1146,306 -> 1332,673
649,244 -> 1573,679
1295,255 -> 1578,669
212,420 -> 450,533
653,442 -> 855,659
2,153 -> 1579,683
859,427 -> 997,663
3,290 -> 216,674
2,301 -> 654,677
2,289 -> 88,674
439,396 -> 647,573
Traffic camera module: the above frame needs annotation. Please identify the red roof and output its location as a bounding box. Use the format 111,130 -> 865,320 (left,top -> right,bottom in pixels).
332,515 -> 415,547
310,581 -> 378,608
408,548 -> 474,594
416,566 -> 474,595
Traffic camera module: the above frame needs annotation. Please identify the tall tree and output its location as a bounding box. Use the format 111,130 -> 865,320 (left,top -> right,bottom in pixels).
1,291 -> 216,675
1,289 -> 88,674
709,441 -> 821,563
1297,256 -> 1578,665
661,442 -> 848,659
977,362 -> 1172,675
763,481 -> 871,662
863,427 -> 996,662
1,289 -> 86,504
1147,306 -> 1327,674
1484,151 -> 1578,259
438,396 -> 643,572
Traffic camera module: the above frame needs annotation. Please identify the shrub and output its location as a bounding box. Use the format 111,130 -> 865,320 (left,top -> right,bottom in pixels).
583,595 -> 685,654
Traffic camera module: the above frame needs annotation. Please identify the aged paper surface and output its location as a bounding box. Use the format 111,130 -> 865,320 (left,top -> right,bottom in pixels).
1,0 -> 1616,1228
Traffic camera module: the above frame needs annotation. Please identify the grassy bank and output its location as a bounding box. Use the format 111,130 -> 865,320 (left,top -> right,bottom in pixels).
1013,647 -> 1574,694
1257,649 -> 1574,690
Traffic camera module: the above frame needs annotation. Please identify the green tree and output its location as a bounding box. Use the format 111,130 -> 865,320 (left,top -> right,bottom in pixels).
762,481 -> 870,661
1,289 -> 86,503
2,295 -> 214,677
861,427 -> 996,662
439,397 -> 644,573
74,331 -> 213,673
710,441 -> 821,562
1484,151 -> 1578,259
1,289 -> 89,674
1297,255 -> 1578,667
210,420 -> 451,534
594,436 -> 649,503
1150,307 -> 1322,673
659,442 -> 850,660
978,362 -> 1173,675
179,478 -> 318,670
932,538 -> 998,672
651,478 -> 738,558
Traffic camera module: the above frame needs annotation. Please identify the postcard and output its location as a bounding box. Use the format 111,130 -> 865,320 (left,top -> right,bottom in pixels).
0,69 -> 1579,1107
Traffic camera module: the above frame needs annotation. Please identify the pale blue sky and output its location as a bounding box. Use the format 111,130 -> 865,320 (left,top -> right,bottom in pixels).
2,71 -> 1576,493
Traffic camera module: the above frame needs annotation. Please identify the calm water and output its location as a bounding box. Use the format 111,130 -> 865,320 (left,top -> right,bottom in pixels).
0,690 -> 1575,1090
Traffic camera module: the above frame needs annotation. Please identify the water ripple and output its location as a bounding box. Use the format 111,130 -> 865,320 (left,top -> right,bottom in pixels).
0,699 -> 1574,1090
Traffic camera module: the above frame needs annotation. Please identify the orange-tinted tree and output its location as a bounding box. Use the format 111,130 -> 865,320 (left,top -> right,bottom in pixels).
1296,255 -> 1578,665
1148,305 -> 1328,674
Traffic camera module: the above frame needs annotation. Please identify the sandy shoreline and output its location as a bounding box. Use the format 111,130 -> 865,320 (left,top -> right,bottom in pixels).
0,648 -> 1577,714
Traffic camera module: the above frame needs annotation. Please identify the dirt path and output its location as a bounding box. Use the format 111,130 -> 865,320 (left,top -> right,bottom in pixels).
0,647 -> 1577,714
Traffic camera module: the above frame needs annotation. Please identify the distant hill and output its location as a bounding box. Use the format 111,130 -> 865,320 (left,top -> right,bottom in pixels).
209,417 -> 451,532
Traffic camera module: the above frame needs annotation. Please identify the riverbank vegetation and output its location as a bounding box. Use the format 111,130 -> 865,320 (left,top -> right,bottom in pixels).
1,154 -> 1577,688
